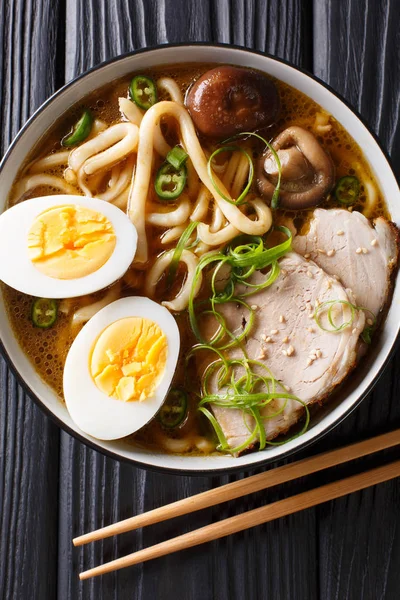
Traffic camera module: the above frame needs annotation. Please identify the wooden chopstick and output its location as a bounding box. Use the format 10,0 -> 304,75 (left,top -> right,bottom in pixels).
79,458 -> 400,580
74,428 -> 400,547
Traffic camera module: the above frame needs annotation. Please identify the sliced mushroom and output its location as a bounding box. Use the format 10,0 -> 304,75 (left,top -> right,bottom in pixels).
257,126 -> 334,209
186,66 -> 280,138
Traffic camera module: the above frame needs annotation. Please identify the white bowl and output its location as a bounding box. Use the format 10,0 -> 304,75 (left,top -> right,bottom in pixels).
1,44 -> 399,474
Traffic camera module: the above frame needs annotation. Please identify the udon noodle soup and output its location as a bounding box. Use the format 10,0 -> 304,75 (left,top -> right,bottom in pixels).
2,64 -> 398,457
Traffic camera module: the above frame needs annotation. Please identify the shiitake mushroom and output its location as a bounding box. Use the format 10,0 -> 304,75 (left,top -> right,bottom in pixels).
186,66 -> 280,138
257,126 -> 335,209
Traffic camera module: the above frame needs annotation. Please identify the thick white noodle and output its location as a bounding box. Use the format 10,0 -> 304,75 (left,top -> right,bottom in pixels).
314,111 -> 332,134
194,241 -> 213,256
146,194 -> 191,227
352,161 -> 379,218
13,174 -> 77,202
71,283 -> 121,325
111,187 -> 130,211
128,101 -> 272,263
210,204 -> 225,232
157,77 -> 184,105
231,152 -> 250,199
118,96 -> 170,157
191,185 -> 211,222
119,97 -> 143,126
97,155 -> 135,202
28,151 -> 70,174
69,122 -> 139,195
145,249 -> 202,311
161,224 -> 188,245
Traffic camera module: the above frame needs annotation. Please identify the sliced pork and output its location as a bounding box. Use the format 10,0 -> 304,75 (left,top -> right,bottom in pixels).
205,252 -> 365,451
293,209 -> 399,319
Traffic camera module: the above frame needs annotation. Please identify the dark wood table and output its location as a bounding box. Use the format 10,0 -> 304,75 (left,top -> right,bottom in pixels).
1,1 -> 399,598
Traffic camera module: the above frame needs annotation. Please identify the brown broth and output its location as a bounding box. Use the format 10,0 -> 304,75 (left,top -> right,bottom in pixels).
2,64 -> 388,455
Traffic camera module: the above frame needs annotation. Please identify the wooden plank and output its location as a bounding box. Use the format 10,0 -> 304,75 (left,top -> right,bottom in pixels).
313,1 -> 400,598
60,1 -> 317,599
0,2 -> 62,599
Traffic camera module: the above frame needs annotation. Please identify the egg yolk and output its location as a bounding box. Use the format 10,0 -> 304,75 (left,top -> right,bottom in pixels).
90,317 -> 168,403
27,204 -> 116,279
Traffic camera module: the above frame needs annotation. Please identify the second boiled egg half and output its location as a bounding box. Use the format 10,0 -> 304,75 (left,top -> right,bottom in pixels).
63,297 -> 180,440
0,194 -> 137,298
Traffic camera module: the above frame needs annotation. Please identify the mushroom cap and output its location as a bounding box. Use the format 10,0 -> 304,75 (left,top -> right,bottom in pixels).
185,66 -> 280,138
257,126 -> 335,209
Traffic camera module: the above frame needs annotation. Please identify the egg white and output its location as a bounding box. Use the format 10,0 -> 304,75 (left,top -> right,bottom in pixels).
0,195 -> 137,298
63,297 -> 181,440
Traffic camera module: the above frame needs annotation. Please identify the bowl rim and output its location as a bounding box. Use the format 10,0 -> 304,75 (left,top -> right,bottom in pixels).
1,41 -> 399,476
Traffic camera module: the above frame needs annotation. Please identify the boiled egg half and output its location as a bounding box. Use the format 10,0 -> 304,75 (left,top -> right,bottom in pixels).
63,297 -> 180,440
0,195 -> 137,298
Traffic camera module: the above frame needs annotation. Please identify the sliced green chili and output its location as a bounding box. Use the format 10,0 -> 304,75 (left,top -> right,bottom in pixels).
129,75 -> 158,110
166,145 -> 189,170
334,175 -> 360,205
155,163 -> 187,200
158,387 -> 188,428
31,298 -> 58,329
61,110 -> 93,147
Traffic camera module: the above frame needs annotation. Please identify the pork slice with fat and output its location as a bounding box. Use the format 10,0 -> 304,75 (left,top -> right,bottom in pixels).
205,252 -> 365,452
292,208 -> 399,319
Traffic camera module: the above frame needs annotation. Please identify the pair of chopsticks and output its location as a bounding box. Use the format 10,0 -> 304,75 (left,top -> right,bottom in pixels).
75,429 -> 400,580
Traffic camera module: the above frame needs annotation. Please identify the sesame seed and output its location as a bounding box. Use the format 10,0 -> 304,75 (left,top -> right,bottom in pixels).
315,299 -> 320,307
257,350 -> 267,360
362,247 -> 368,254
337,230 -> 344,236
326,280 -> 332,289
352,328 -> 358,334
304,253 -> 310,259
251,304 -> 258,310
317,248 -> 326,254
265,336 -> 272,343
281,269 -> 287,276
348,206 -> 353,212
282,336 -> 289,343
307,326 -> 314,333
282,350 -> 288,356
284,385 -> 291,392
371,238 -> 377,246
287,345 -> 295,356
307,270 -> 313,278
261,334 -> 267,341
367,318 -> 374,325
327,249 -> 335,257
271,329 -> 278,335
279,315 -> 285,323
307,358 -> 313,366
356,247 -> 362,254
316,349 -> 322,358
333,274 -> 340,281
309,312 -> 315,319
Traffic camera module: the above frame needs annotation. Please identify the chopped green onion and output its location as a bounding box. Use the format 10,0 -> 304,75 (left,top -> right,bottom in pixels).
158,387 -> 188,428
223,132 -> 282,209
166,145 -> 189,170
129,75 -> 158,110
313,299 -> 376,336
207,146 -> 254,206
167,221 -> 199,286
334,176 -> 360,205
61,110 -> 93,147
31,298 -> 58,329
154,163 -> 187,200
